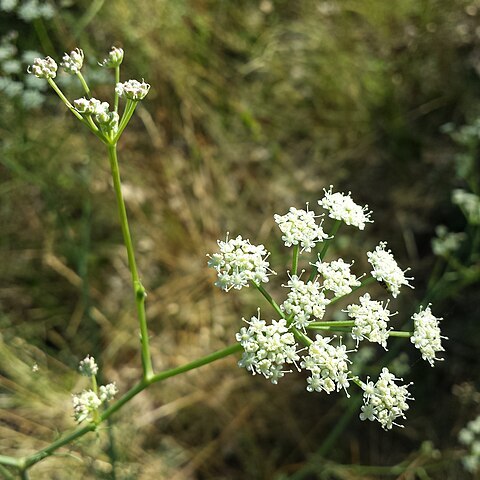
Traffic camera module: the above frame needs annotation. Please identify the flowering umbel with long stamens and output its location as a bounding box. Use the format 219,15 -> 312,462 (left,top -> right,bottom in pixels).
209,187 -> 446,430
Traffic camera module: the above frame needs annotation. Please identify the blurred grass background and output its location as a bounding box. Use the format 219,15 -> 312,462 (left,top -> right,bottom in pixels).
1,0 -> 480,478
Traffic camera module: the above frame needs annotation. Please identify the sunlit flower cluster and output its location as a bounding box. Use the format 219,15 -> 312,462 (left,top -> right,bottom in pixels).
318,185 -> 372,230
315,258 -> 361,297
359,368 -> 413,430
274,205 -> 328,252
99,46 -> 124,68
61,48 -> 84,74
208,234 -> 272,291
78,355 -> 98,377
29,56 -> 57,79
410,305 -> 445,366
236,313 -> 299,384
115,79 -> 150,101
281,275 -> 330,329
367,242 -> 413,298
301,335 -> 352,396
459,415 -> 480,473
345,293 -> 393,349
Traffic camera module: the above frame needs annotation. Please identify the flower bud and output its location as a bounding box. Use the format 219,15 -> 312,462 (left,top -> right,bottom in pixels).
115,79 -> 150,101
28,56 -> 57,79
61,48 -> 84,74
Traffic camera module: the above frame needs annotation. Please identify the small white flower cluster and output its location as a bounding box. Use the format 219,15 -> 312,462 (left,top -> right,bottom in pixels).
208,234 -> 272,291
315,258 -> 361,297
1,0 -> 55,21
74,97 -> 109,115
78,355 -> 98,377
459,415 -> 480,473
431,225 -> 465,257
318,185 -> 373,230
367,242 -> 413,298
301,335 -> 351,396
116,79 -> 150,101
99,46 -> 124,68
410,305 -> 445,366
72,383 -> 118,424
274,205 -> 328,252
281,275 -> 330,329
345,293 -> 393,349
452,189 -> 480,225
60,48 -> 84,74
360,368 -> 413,430
29,56 -> 57,79
236,313 -> 299,384
72,355 -> 118,423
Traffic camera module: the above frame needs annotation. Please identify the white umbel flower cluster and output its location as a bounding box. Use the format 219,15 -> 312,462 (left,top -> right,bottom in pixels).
208,234 -> 272,291
73,97 -> 109,115
452,189 -> 480,225
367,242 -> 413,298
29,56 -> 57,79
61,48 -> 84,74
115,79 -> 150,101
281,275 -> 330,329
359,368 -> 413,430
274,205 -> 328,252
78,355 -> 98,377
410,305 -> 446,366
315,258 -> 361,297
236,313 -> 299,384
99,382 -> 118,401
72,389 -> 101,423
459,415 -> 480,473
318,185 -> 373,230
99,46 -> 124,68
301,335 -> 352,396
345,293 -> 393,349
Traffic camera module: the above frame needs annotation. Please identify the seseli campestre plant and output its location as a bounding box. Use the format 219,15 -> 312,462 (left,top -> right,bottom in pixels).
0,47 -> 446,478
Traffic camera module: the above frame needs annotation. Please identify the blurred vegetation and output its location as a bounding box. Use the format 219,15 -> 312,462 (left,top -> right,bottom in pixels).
1,0 -> 480,478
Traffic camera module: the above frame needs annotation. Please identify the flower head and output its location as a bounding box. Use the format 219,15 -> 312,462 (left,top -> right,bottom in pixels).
78,355 -> 98,377
61,48 -> 84,74
410,305 -> 446,366
359,367 -> 413,430
301,335 -> 352,396
208,234 -> 273,291
367,242 -> 413,298
99,382 -> 118,402
73,97 -> 109,115
274,205 -> 328,252
318,185 -> 373,229
28,56 -> 57,79
115,79 -> 150,101
315,258 -> 361,298
72,389 -> 101,423
345,293 -> 393,349
236,312 -> 299,384
99,46 -> 124,68
281,275 -> 330,329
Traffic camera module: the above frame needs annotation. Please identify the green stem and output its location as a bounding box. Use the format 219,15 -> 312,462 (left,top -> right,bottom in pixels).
20,470 -> 30,480
252,282 -> 284,319
20,343 -> 241,470
114,66 -> 120,113
291,244 -> 299,276
327,275 -> 376,306
76,72 -> 91,97
388,330 -> 412,338
307,321 -> 355,328
47,78 -> 84,121
0,458 -> 20,469
0,464 -> 15,480
309,220 -> 342,281
107,144 -> 153,380
114,99 -> 137,142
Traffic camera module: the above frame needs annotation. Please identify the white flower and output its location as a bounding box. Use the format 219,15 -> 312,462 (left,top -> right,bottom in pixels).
318,185 -> 373,230
301,334 -> 353,396
99,382 -> 118,401
359,367 -> 413,430
99,46 -> 124,68
78,355 -> 98,377
367,242 -> 413,298
72,390 -> 101,423
315,258 -> 361,298
452,189 -> 480,225
410,305 -> 446,366
208,234 -> 273,291
61,48 -> 84,74
236,312 -> 299,384
73,97 -> 109,115
459,415 -> 480,473
274,205 -> 328,252
28,56 -> 57,79
115,79 -> 150,101
431,225 -> 465,257
345,293 -> 393,349
281,275 -> 330,329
